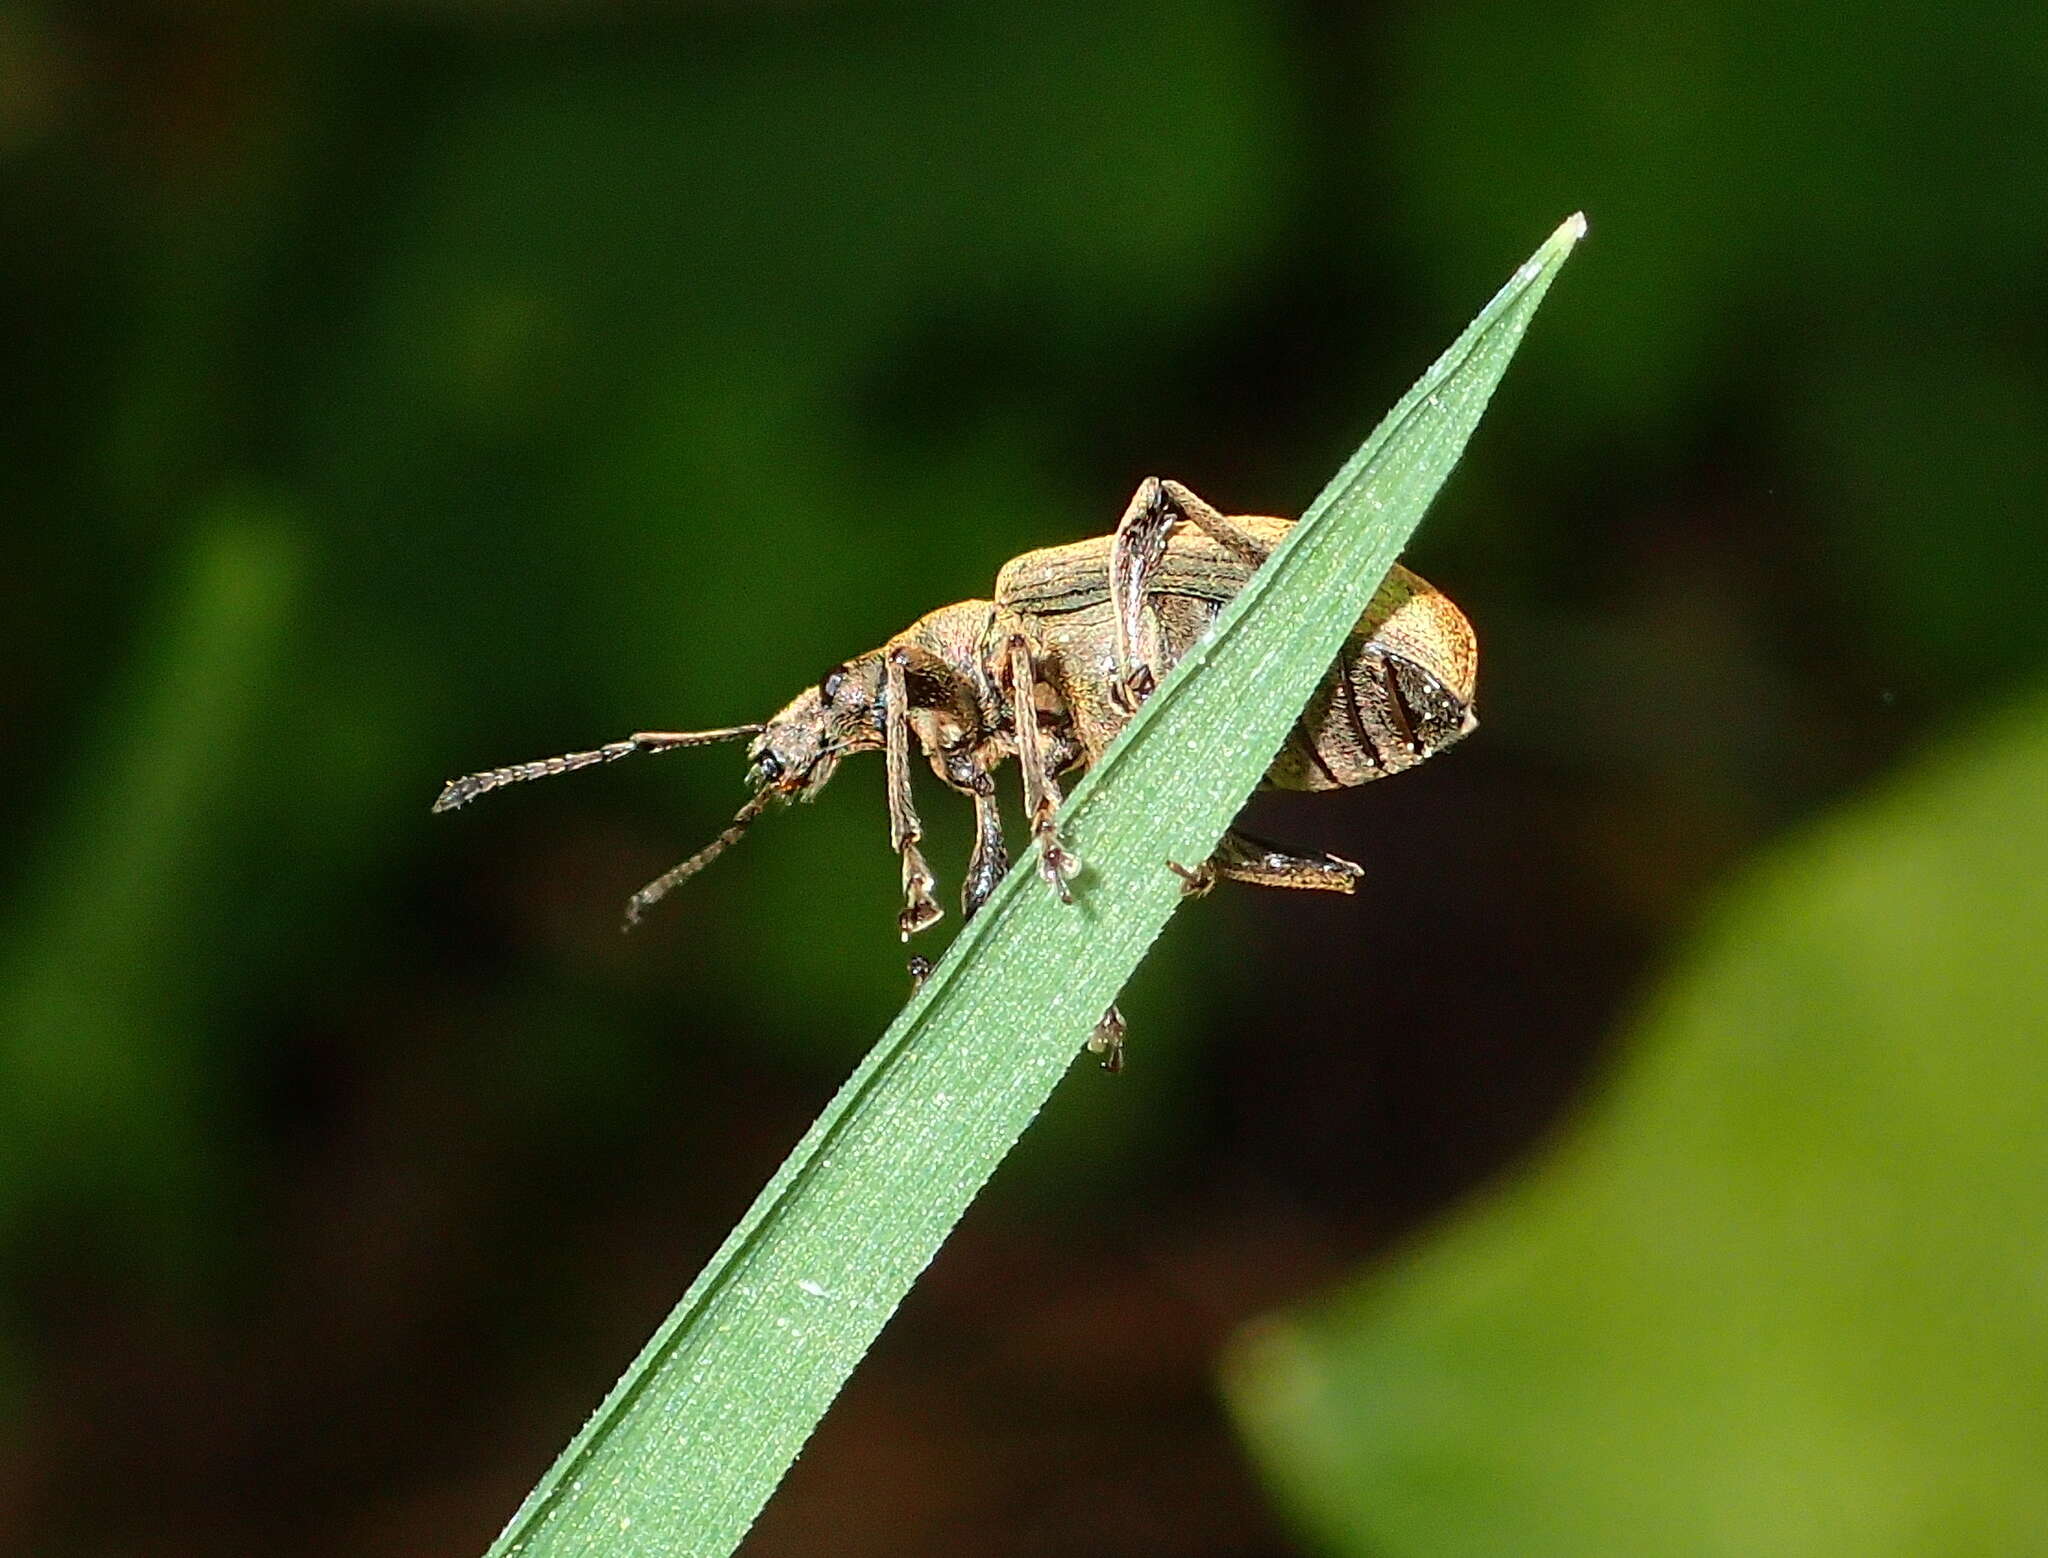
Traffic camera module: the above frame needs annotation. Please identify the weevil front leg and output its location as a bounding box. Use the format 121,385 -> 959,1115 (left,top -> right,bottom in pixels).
883,649 -> 943,938
1169,828 -> 1362,898
1004,634 -> 1079,900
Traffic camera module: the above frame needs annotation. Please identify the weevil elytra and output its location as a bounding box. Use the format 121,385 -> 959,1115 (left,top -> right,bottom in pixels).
436,478 -> 1478,1069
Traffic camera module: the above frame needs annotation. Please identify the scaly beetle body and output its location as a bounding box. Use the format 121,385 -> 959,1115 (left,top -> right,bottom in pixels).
436,479 -> 1478,1068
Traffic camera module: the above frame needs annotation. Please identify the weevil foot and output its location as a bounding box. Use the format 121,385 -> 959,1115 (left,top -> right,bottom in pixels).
899,846 -> 943,939
1038,850 -> 1077,904
1086,1006 -> 1127,1073
1109,665 -> 1156,716
1034,826 -> 1079,904
907,953 -> 934,992
1167,858 -> 1216,899
899,896 -> 943,939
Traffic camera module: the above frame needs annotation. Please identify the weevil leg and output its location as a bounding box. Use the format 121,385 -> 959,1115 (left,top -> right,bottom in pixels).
1168,828 -> 1362,898
1106,478 -> 1280,712
1005,635 -> 1079,901
1086,1006 -> 1127,1073
902,767 -> 1011,990
1107,476 -> 1175,711
883,649 -> 943,939
961,772 -> 1011,920
1159,479 -> 1273,567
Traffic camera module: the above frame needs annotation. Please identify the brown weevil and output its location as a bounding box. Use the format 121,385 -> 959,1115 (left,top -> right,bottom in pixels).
435,478 -> 1478,1069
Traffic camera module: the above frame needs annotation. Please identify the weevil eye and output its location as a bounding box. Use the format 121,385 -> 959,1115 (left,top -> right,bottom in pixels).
819,664 -> 848,704
755,752 -> 784,785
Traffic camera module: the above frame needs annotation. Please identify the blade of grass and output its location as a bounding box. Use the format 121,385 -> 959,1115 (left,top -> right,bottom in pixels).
486,214 -> 1585,1558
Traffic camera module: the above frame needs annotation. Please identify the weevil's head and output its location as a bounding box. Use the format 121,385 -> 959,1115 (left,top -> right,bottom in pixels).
746,655 -> 888,801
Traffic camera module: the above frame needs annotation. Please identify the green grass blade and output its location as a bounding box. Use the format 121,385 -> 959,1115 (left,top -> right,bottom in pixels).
486,214 -> 1585,1558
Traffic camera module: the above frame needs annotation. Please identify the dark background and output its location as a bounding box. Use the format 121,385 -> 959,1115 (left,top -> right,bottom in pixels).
3,3 -> 2044,1555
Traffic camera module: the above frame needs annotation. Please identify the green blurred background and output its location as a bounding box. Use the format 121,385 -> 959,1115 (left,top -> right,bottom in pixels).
3,3 -> 2044,1554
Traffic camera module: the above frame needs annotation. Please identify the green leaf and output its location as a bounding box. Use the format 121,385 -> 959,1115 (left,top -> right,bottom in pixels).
485,215 -> 1584,1558
1222,682 -> 2048,1557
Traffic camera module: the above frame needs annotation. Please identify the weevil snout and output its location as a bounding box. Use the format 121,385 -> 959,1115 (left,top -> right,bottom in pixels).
747,697 -> 835,798
749,659 -> 884,799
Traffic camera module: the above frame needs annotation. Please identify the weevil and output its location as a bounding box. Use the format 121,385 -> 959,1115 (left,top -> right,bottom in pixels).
435,478 -> 1478,1069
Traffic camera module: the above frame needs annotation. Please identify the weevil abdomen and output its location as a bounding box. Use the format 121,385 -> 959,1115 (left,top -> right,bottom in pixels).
993,515 -> 1476,788
1269,566 -> 1478,790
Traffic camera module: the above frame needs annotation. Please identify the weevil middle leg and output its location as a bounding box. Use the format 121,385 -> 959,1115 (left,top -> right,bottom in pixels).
906,766 -> 1009,991
917,757 -> 1124,1066
1004,634 -> 1079,900
961,772 -> 1010,920
997,634 -> 1127,1063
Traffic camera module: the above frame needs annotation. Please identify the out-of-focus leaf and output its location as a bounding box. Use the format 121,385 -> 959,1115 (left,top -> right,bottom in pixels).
1224,683 -> 2048,1557
0,499 -> 303,1245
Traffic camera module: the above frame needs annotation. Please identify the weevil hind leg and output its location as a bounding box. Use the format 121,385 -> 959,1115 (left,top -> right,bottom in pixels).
883,650 -> 943,938
1159,479 -> 1273,567
1107,478 -> 1279,713
1169,828 -> 1362,898
1107,477 -> 1175,711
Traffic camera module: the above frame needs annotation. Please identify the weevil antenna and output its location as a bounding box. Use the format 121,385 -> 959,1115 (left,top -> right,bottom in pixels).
432,725 -> 766,813
622,790 -> 777,929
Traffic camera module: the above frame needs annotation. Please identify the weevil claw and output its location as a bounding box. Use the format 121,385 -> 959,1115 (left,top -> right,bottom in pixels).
898,896 -> 943,940
899,846 -> 942,939
1037,846 -> 1078,902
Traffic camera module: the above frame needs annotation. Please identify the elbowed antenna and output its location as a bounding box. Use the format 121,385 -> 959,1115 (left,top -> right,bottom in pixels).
623,790 -> 777,929
431,725 -> 766,813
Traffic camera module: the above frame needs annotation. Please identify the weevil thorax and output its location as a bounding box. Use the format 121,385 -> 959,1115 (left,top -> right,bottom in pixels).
745,600 -> 1000,802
